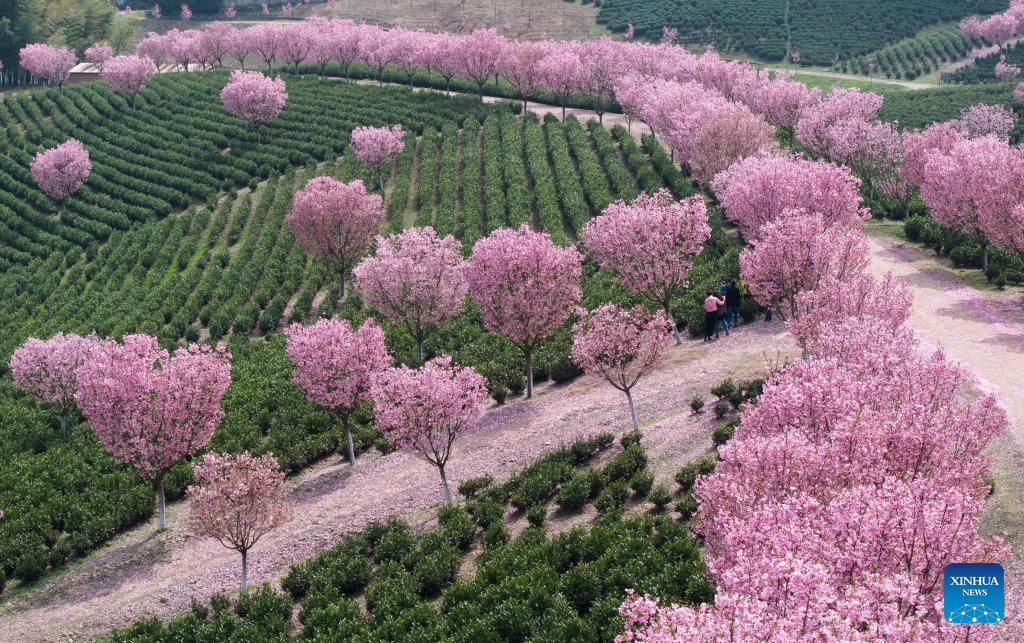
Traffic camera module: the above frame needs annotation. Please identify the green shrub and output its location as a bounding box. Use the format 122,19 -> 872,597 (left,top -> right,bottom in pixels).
468,497 -> 505,529
950,244 -> 982,269
438,504 -> 476,550
629,471 -> 655,498
620,431 -> 642,449
675,454 -> 718,493
648,483 -> 672,511
689,396 -> 705,413
527,504 -> 547,527
556,474 -> 591,511
713,400 -> 730,419
373,521 -> 418,565
710,378 -> 737,400
458,475 -> 494,499
412,544 -> 461,597
674,493 -> 698,521
602,444 -> 647,484
365,564 -> 420,620
480,521 -> 510,549
594,481 -> 629,514
712,419 -> 739,447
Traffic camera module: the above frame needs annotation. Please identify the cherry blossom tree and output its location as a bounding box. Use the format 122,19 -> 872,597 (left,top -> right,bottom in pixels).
31,139 -> 91,212
996,55 -> 1022,80
246,23 -> 280,72
328,19 -> 361,82
980,12 -> 1018,49
286,176 -> 384,302
166,28 -> 200,70
150,3 -> 161,19
188,452 -> 291,595
75,335 -> 232,530
284,319 -> 391,465
277,22 -> 312,75
500,40 -> 550,113
898,121 -> 966,189
920,135 -> 1016,271
794,87 -> 884,158
371,356 -> 488,503
688,107 -> 777,186
224,3 -> 237,19
101,55 -> 158,109
353,226 -> 468,361
350,124 -> 406,191
180,3 -> 191,23
453,28 -> 507,100
9,333 -> 109,430
137,32 -> 171,68
578,38 -> 627,123
956,103 -> 1017,141
582,190 -> 711,344
739,209 -> 870,320
199,23 -> 238,69
538,48 -> 584,120
84,44 -> 113,68
960,16 -> 981,38
467,225 -> 583,398
712,153 -> 867,239
823,118 -> 902,204
734,70 -> 821,141
571,305 -> 673,433
18,43 -> 76,93
219,70 -> 287,142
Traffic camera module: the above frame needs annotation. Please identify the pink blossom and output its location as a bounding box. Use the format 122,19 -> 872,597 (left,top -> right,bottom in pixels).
466,225 -> 583,398
199,23 -> 238,68
955,103 -> 1017,141
246,23 -> 280,71
898,121 -> 966,188
353,226 -> 467,361
261,2 -> 269,16
980,12 -> 1018,49
734,70 -> 822,131
277,22 -> 312,74
286,176 -> 384,300
150,3 -> 160,19
688,105 -> 777,186
739,209 -> 870,320
180,3 -> 191,23
101,55 -> 158,108
284,318 -> 391,464
9,333 -> 110,429
996,55 -> 1021,80
84,44 -> 112,67
224,3 -> 236,19
452,28 -> 507,98
281,2 -> 292,17
137,32 -> 171,68
31,139 -> 91,206
571,304 -> 673,432
960,16 -> 981,38
188,452 -> 291,594
371,356 -> 488,503
795,87 -> 884,157
537,46 -> 584,119
581,190 -> 710,344
712,153 -> 867,239
500,40 -> 551,112
219,70 -> 287,138
350,124 -> 405,191
75,335 -> 232,530
165,28 -> 201,69
18,43 -> 76,90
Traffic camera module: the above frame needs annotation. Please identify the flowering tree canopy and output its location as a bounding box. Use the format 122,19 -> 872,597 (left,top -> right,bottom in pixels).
284,318 -> 391,465
353,226 -> 468,361
351,124 -> 406,191
467,225 -> 583,398
582,190 -> 710,344
9,333 -> 110,429
219,70 -> 287,137
956,104 -> 1017,141
188,451 -> 291,595
713,153 -> 867,239
739,209 -> 870,320
31,139 -> 92,207
371,356 -> 488,503
19,43 -> 76,91
84,44 -> 113,67
101,55 -> 158,108
571,304 -> 673,432
75,335 -> 232,529
287,176 -> 384,301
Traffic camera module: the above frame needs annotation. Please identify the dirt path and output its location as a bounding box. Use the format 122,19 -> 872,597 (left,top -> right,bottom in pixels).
938,36 -> 1024,76
0,324 -> 794,642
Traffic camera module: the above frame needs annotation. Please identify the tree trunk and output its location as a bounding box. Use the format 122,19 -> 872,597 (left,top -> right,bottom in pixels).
561,103 -> 566,120
156,478 -> 166,531
438,463 -> 452,504
342,412 -> 355,465
338,273 -> 347,306
240,549 -> 248,596
58,415 -> 66,432
417,338 -> 425,363
982,243 -> 989,273
625,388 -> 639,433
524,346 -> 534,399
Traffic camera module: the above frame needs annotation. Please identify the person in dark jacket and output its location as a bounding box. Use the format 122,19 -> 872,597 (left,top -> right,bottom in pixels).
724,280 -> 742,327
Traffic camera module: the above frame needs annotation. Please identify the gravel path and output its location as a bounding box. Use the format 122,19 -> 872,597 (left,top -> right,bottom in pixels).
0,323 -> 793,642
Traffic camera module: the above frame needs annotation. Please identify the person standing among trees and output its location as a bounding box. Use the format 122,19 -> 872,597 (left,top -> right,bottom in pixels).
724,279 -> 742,327
703,290 -> 725,341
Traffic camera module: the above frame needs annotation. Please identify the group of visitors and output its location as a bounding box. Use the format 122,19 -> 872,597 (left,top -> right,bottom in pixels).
702,279 -> 748,341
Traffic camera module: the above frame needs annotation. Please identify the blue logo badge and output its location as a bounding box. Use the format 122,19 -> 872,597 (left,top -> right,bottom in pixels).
944,563 -> 1004,624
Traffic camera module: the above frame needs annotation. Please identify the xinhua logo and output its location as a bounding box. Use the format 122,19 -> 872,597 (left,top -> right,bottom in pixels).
944,563 -> 1004,624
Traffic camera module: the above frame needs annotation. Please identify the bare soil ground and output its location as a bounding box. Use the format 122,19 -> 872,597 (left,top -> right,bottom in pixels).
0,323 -> 793,642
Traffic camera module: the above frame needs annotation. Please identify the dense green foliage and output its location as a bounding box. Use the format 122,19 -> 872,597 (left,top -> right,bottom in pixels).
104,437 -> 715,642
843,25 -> 983,80
596,0 -> 1005,64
